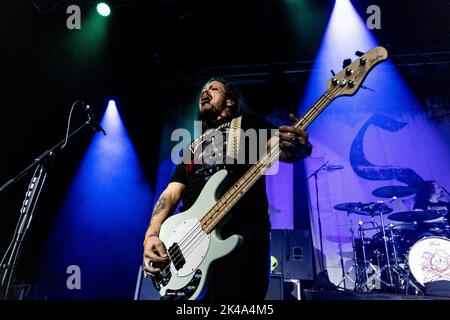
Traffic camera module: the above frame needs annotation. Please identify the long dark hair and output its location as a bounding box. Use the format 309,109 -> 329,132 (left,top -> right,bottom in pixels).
200,77 -> 246,117
415,180 -> 437,203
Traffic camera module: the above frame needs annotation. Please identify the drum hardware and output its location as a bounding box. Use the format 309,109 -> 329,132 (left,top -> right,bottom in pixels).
334,202 -> 390,291
334,199 -> 450,294
336,201 -> 419,292
357,221 -> 372,291
336,224 -> 370,291
334,202 -> 379,290
333,202 -> 393,216
385,224 -> 424,295
356,220 -> 395,292
336,220 -> 389,292
367,202 -> 395,289
389,225 -> 400,265
336,225 -> 358,290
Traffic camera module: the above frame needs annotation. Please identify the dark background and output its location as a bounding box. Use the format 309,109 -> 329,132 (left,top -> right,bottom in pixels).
0,0 -> 449,298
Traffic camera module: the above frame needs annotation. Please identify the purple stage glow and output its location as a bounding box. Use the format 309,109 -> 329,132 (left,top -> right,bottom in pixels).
298,0 -> 450,288
266,161 -> 294,229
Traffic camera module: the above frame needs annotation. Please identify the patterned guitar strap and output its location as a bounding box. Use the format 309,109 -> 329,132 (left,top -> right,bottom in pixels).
226,116 -> 242,162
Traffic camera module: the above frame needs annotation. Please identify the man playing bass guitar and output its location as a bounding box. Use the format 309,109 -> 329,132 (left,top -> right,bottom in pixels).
142,78 -> 312,300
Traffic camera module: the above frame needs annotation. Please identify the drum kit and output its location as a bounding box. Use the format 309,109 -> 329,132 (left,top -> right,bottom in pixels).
334,186 -> 450,295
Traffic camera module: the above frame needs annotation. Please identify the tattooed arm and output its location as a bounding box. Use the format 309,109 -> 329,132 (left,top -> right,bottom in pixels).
143,182 -> 185,276
145,182 -> 185,238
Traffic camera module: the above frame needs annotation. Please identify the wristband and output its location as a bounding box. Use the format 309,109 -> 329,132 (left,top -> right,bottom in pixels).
143,233 -> 158,246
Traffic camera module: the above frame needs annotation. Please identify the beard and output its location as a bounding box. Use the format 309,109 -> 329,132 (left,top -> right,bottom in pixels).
199,103 -> 220,124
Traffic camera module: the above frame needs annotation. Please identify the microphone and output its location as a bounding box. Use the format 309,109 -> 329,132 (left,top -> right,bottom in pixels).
324,164 -> 344,171
83,103 -> 106,136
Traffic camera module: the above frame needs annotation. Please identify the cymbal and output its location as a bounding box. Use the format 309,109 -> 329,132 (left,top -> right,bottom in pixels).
333,202 -> 361,212
390,222 -> 417,231
372,186 -> 417,198
333,202 -> 393,216
388,211 -> 442,222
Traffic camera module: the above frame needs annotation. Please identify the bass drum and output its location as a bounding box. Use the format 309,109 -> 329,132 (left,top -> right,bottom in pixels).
407,236 -> 450,286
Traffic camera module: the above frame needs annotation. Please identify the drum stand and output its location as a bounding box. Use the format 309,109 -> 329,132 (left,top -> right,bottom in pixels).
336,218 -> 374,291
336,225 -> 357,290
337,220 -> 389,292
344,207 -> 393,292
387,225 -> 424,295
372,207 -> 394,289
357,221 -> 391,292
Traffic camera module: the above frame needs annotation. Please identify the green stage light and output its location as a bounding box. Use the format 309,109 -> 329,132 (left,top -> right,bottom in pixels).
96,2 -> 111,17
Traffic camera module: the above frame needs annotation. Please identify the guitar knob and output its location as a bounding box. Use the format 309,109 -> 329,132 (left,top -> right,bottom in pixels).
348,80 -> 355,88
360,58 -> 367,66
194,272 -> 202,280
331,78 -> 338,86
338,79 -> 347,87
345,68 -> 353,76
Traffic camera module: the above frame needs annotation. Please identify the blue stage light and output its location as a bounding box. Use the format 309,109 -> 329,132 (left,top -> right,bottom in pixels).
37,100 -> 152,299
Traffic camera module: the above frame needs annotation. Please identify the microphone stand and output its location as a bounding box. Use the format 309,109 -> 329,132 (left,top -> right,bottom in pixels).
307,161 -> 329,272
0,117 -> 105,300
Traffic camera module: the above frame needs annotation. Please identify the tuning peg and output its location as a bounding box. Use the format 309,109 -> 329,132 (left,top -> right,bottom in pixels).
342,59 -> 352,69
355,51 -> 364,57
330,69 -> 336,76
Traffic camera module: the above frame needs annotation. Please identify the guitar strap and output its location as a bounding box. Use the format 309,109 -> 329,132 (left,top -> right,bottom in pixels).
226,116 -> 242,161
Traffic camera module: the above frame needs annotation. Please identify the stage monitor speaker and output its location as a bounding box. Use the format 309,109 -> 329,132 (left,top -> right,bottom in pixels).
270,229 -> 313,280
134,266 -> 161,300
283,279 -> 301,300
265,272 -> 284,300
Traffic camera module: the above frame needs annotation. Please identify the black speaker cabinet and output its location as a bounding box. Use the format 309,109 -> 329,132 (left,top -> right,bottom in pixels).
134,267 -> 161,300
265,272 -> 284,300
283,279 -> 301,300
269,229 -> 313,280
265,275 -> 302,300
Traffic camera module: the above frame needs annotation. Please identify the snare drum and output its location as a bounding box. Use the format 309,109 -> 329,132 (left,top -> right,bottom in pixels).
407,236 -> 450,286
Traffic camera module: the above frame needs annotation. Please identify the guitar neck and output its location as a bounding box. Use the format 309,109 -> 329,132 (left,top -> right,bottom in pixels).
201,89 -> 336,233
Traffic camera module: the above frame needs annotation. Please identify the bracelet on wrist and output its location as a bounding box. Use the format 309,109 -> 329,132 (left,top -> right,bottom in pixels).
143,233 -> 158,246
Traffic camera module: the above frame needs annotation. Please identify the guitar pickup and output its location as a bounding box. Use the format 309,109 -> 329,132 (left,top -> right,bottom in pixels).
168,242 -> 186,271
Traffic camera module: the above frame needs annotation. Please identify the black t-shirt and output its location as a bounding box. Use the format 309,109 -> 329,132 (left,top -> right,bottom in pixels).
413,200 -> 449,217
413,200 -> 450,230
169,113 -> 276,241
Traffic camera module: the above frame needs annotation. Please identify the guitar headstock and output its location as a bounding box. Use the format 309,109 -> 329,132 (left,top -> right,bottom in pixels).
326,46 -> 388,98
